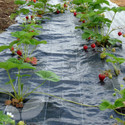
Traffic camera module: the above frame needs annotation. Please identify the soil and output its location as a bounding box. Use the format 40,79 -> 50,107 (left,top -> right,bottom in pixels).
0,0 -> 18,31
110,0 -> 125,7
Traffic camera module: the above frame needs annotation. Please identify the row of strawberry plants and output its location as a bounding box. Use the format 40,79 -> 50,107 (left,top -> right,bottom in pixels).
0,0 -> 73,124
67,0 -> 125,124
0,0 -> 67,124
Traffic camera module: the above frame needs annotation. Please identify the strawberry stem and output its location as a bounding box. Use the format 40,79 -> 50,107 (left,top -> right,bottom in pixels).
33,91 -> 98,108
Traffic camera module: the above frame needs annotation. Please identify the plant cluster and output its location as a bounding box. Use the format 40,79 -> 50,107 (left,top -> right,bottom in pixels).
67,0 -> 125,80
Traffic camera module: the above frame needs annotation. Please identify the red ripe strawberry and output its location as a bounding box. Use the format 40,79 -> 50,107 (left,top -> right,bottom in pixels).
31,15 -> 34,20
56,10 -> 60,14
82,20 -> 85,23
31,57 -> 37,61
10,46 -> 14,51
88,37 -> 91,40
74,12 -> 77,16
31,60 -> 37,65
25,57 -> 31,63
17,50 -> 22,56
99,74 -> 105,81
83,45 -> 88,50
31,30 -> 34,32
28,5 -> 31,6
64,4 -> 67,7
26,16 -> 29,20
91,43 -> 96,48
33,0 -> 36,3
118,32 -> 122,36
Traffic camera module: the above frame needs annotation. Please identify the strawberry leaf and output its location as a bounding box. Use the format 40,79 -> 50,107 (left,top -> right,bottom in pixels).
99,100 -> 114,110
114,98 -> 124,108
0,45 -> 10,52
0,111 -> 14,123
35,70 -> 60,82
18,63 -> 36,70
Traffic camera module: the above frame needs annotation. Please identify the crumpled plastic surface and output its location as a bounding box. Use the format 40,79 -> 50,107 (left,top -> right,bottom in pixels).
0,0 -> 125,124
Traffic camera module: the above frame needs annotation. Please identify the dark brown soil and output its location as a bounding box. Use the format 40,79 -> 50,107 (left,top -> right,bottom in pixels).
110,0 -> 125,7
0,0 -> 18,31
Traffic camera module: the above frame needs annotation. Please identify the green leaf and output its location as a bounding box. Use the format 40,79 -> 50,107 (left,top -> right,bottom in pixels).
106,59 -> 116,64
0,111 -> 14,123
7,58 -> 23,64
0,61 -> 18,70
114,98 -> 124,108
105,53 -> 116,58
10,13 -> 18,20
35,70 -> 60,82
108,38 -> 122,45
19,8 -> 29,15
99,100 -> 113,110
14,0 -> 26,5
18,63 -> 36,70
0,58 -> 36,70
9,40 -> 19,47
82,32 -> 90,39
0,45 -> 10,52
34,3 -> 44,8
30,39 -> 47,45
114,118 -> 125,123
119,89 -> 125,99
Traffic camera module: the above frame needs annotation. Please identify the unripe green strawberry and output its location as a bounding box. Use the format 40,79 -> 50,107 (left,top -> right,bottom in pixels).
10,120 -> 15,125
108,73 -> 112,79
17,121 -> 25,125
60,10 -> 64,13
103,48 -> 106,51
114,88 -> 118,91
110,115 -> 113,119
100,53 -> 106,59
113,93 -> 116,96
70,9 -> 74,13
120,84 -> 124,87
111,48 -> 115,52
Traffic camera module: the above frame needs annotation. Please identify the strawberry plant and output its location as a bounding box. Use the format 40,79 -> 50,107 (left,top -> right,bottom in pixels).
10,0 -> 55,23
99,86 -> 125,116
104,53 -> 125,76
0,58 -> 60,108
72,0 -> 125,46
0,23 -> 47,64
0,111 -> 15,125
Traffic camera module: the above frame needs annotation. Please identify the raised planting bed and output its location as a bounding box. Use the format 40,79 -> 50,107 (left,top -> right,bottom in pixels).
1,0 -> 125,125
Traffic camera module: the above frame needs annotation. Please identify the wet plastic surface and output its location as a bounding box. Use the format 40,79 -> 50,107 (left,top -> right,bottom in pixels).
0,0 -> 125,124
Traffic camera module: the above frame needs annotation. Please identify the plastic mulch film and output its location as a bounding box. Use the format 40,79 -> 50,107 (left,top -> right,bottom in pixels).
0,0 -> 125,124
